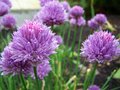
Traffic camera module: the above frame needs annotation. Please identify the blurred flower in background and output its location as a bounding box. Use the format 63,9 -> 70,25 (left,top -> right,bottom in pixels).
0,0 -> 12,8
69,5 -> 85,27
69,5 -> 84,19
88,14 -> 107,30
39,0 -> 57,7
61,0 -> 70,12
37,1 -> 66,26
88,85 -> 100,90
0,14 -> 16,29
70,17 -> 86,27
0,1 -> 9,16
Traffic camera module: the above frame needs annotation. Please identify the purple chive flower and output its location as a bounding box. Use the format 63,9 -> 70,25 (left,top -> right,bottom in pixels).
61,1 -> 70,12
94,14 -> 107,25
69,5 -> 84,18
0,43 -> 32,76
88,85 -> 100,90
1,14 -> 16,28
37,61 -> 51,79
0,0 -> 12,8
81,31 -> 120,63
39,0 -> 57,6
70,17 -> 86,27
88,13 -> 107,30
55,35 -> 63,45
0,1 -> 9,16
88,19 -> 99,29
39,1 -> 66,26
11,21 -> 59,66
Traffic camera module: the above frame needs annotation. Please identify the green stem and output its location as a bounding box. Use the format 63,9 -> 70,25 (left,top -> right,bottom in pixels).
33,67 -> 39,90
75,27 -> 83,75
20,73 -> 27,90
111,87 -> 120,90
66,26 -> 71,46
101,69 -> 118,90
83,63 -> 97,90
71,26 -> 78,51
42,80 -> 45,90
51,25 -> 54,32
77,27 -> 83,53
91,0 -> 95,17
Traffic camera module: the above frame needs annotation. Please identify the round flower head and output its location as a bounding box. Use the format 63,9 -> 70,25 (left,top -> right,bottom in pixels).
94,14 -> 107,25
11,21 -> 59,66
88,85 -> 100,90
88,13 -> 107,30
70,17 -> 86,27
0,43 -> 32,76
61,1 -> 70,12
1,14 -> 16,28
69,5 -> 84,18
88,18 -> 99,29
0,0 -> 12,8
81,31 -> 120,63
0,1 -> 9,16
39,1 -> 66,26
37,61 -> 51,79
39,0 -> 57,6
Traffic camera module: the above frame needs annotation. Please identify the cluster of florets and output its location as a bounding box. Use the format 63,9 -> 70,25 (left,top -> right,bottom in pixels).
69,5 -> 86,27
0,21 -> 61,79
35,1 -> 66,26
81,31 -> 120,63
88,13 -> 107,30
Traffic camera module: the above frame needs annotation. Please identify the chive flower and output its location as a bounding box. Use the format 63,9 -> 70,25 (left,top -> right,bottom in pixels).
81,31 -> 120,63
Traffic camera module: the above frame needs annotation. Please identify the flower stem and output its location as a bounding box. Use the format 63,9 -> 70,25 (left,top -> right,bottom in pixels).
42,80 -> 45,90
51,25 -> 54,31
77,27 -> 83,53
71,26 -> 78,51
66,26 -> 71,46
20,73 -> 27,90
91,0 -> 95,17
101,69 -> 118,90
33,67 -> 39,90
83,63 -> 97,90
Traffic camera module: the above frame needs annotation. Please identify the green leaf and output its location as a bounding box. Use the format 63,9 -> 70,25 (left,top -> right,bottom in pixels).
113,69 -> 120,79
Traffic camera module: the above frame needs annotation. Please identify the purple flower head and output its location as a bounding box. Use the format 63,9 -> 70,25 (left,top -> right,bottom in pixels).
1,14 -> 16,28
81,31 -> 120,63
88,13 -> 107,30
61,1 -> 70,12
55,35 -> 63,45
39,1 -> 66,26
94,14 -> 107,25
39,0 -> 57,6
88,85 -> 100,90
70,17 -> 86,27
69,5 -> 84,18
0,1 -> 9,16
11,21 -> 59,66
0,43 -> 32,76
37,61 -> 51,79
88,18 -> 99,29
0,0 -> 12,8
